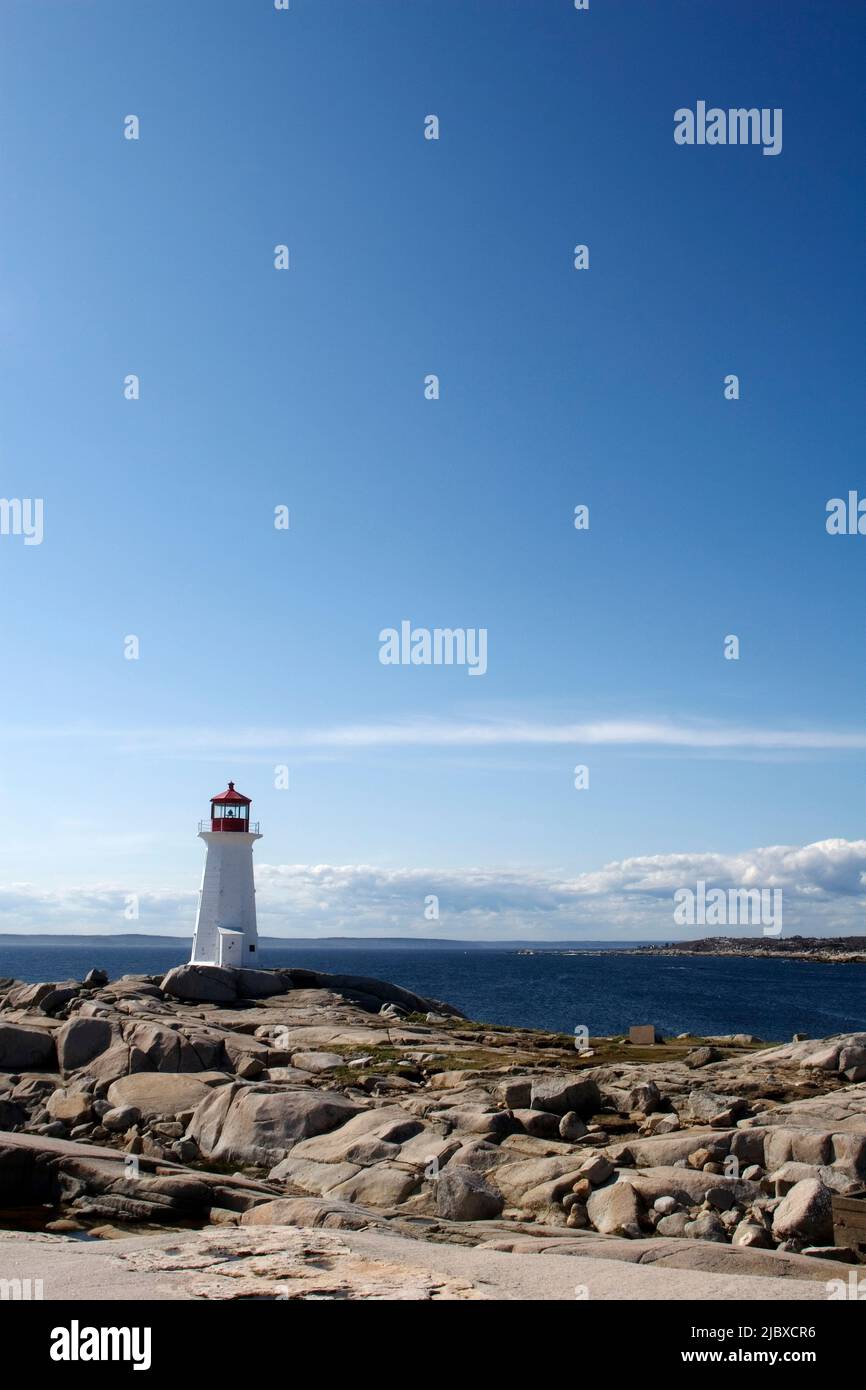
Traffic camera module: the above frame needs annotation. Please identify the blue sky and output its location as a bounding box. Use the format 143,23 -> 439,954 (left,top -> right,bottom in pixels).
1,0 -> 865,939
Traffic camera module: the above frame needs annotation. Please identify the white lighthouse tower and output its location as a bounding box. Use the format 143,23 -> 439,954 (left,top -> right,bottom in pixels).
190,782 -> 261,968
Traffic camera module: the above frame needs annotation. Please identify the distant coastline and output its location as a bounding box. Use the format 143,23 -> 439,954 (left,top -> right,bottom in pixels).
524,935 -> 866,965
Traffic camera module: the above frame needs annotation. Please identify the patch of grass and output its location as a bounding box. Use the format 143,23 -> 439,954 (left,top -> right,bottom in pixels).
304,1025 -> 772,1088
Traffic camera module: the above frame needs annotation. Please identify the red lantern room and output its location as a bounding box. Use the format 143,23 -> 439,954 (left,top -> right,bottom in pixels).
207,781 -> 253,832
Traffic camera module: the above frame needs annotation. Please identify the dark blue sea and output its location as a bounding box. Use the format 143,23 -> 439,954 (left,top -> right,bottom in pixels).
1,941 -> 863,1042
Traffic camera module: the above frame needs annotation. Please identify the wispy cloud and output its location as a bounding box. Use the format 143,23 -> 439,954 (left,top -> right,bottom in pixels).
4,715 -> 866,756
1,839 -> 864,940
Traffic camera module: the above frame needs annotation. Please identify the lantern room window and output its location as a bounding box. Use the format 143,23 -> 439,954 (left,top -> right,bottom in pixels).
208,783 -> 253,831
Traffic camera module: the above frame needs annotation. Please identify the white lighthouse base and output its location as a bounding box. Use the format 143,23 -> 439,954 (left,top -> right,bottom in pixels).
190,830 -> 261,966
216,929 -> 245,968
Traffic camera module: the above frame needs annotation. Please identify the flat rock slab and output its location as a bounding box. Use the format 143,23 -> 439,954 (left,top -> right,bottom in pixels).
746,1083 -> 866,1133
0,1226 -> 836,1302
745,1034 -> 866,1067
107,1072 -> 227,1119
116,1228 -> 486,1300
291,1052 -> 346,1073
478,1233 -> 845,1282
0,1128 -> 279,1198
0,1129 -> 174,1169
256,1027 -> 391,1048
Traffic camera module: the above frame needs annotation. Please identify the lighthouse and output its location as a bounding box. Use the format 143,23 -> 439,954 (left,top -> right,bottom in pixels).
190,782 -> 261,968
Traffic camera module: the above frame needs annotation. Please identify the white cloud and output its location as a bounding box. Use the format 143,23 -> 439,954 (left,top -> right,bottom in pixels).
1,838 -> 864,940
5,715 -> 866,755
0,886 -> 196,937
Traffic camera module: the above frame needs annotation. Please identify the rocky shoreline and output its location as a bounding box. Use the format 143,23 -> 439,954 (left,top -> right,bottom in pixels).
619,936 -> 866,965
1,961 -> 864,1300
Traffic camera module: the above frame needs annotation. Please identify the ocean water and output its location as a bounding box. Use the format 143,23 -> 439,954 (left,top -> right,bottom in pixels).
0,942 -> 864,1042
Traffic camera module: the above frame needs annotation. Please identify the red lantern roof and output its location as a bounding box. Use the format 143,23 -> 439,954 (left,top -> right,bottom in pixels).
210,781 -> 251,806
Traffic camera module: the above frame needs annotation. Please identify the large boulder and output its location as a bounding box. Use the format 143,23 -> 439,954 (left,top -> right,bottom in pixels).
685,1045 -> 723,1068
800,1044 -> 841,1071
124,1022 -> 208,1073
602,1081 -> 661,1116
291,1052 -> 345,1074
732,1221 -> 772,1249
235,969 -> 292,999
831,1133 -> 866,1178
327,1162 -> 422,1208
160,965 -> 298,1004
611,1129 -> 729,1169
680,1089 -> 747,1125
626,1166 -> 761,1209
107,1071 -> 220,1120
46,1089 -> 92,1127
4,982 -> 56,1010
187,1085 -> 363,1166
512,1108 -> 561,1139
182,1033 -> 226,1071
38,984 -> 81,1015
559,1111 -> 589,1141
221,1034 -> 270,1072
625,1081 -> 661,1115
284,969 -> 463,1018
87,1043 -> 133,1089
265,1155 -> 361,1196
241,1196 -> 383,1232
285,1106 -> 422,1164
435,1165 -> 503,1221
397,1130 -> 463,1169
529,1074 -> 600,1118
656,1212 -> 690,1237
586,1179 -> 642,1235
56,1017 -> 114,1072
768,1161 -> 858,1196
577,1154 -> 614,1184
433,1106 -> 514,1137
772,1178 -> 834,1245
161,964 -> 237,1003
491,1155 -> 588,1206
102,1105 -> 140,1133
107,979 -> 163,1000
497,1078 -> 533,1109
763,1127 -> 831,1170
518,1168 -> 586,1215
0,1023 -> 56,1071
